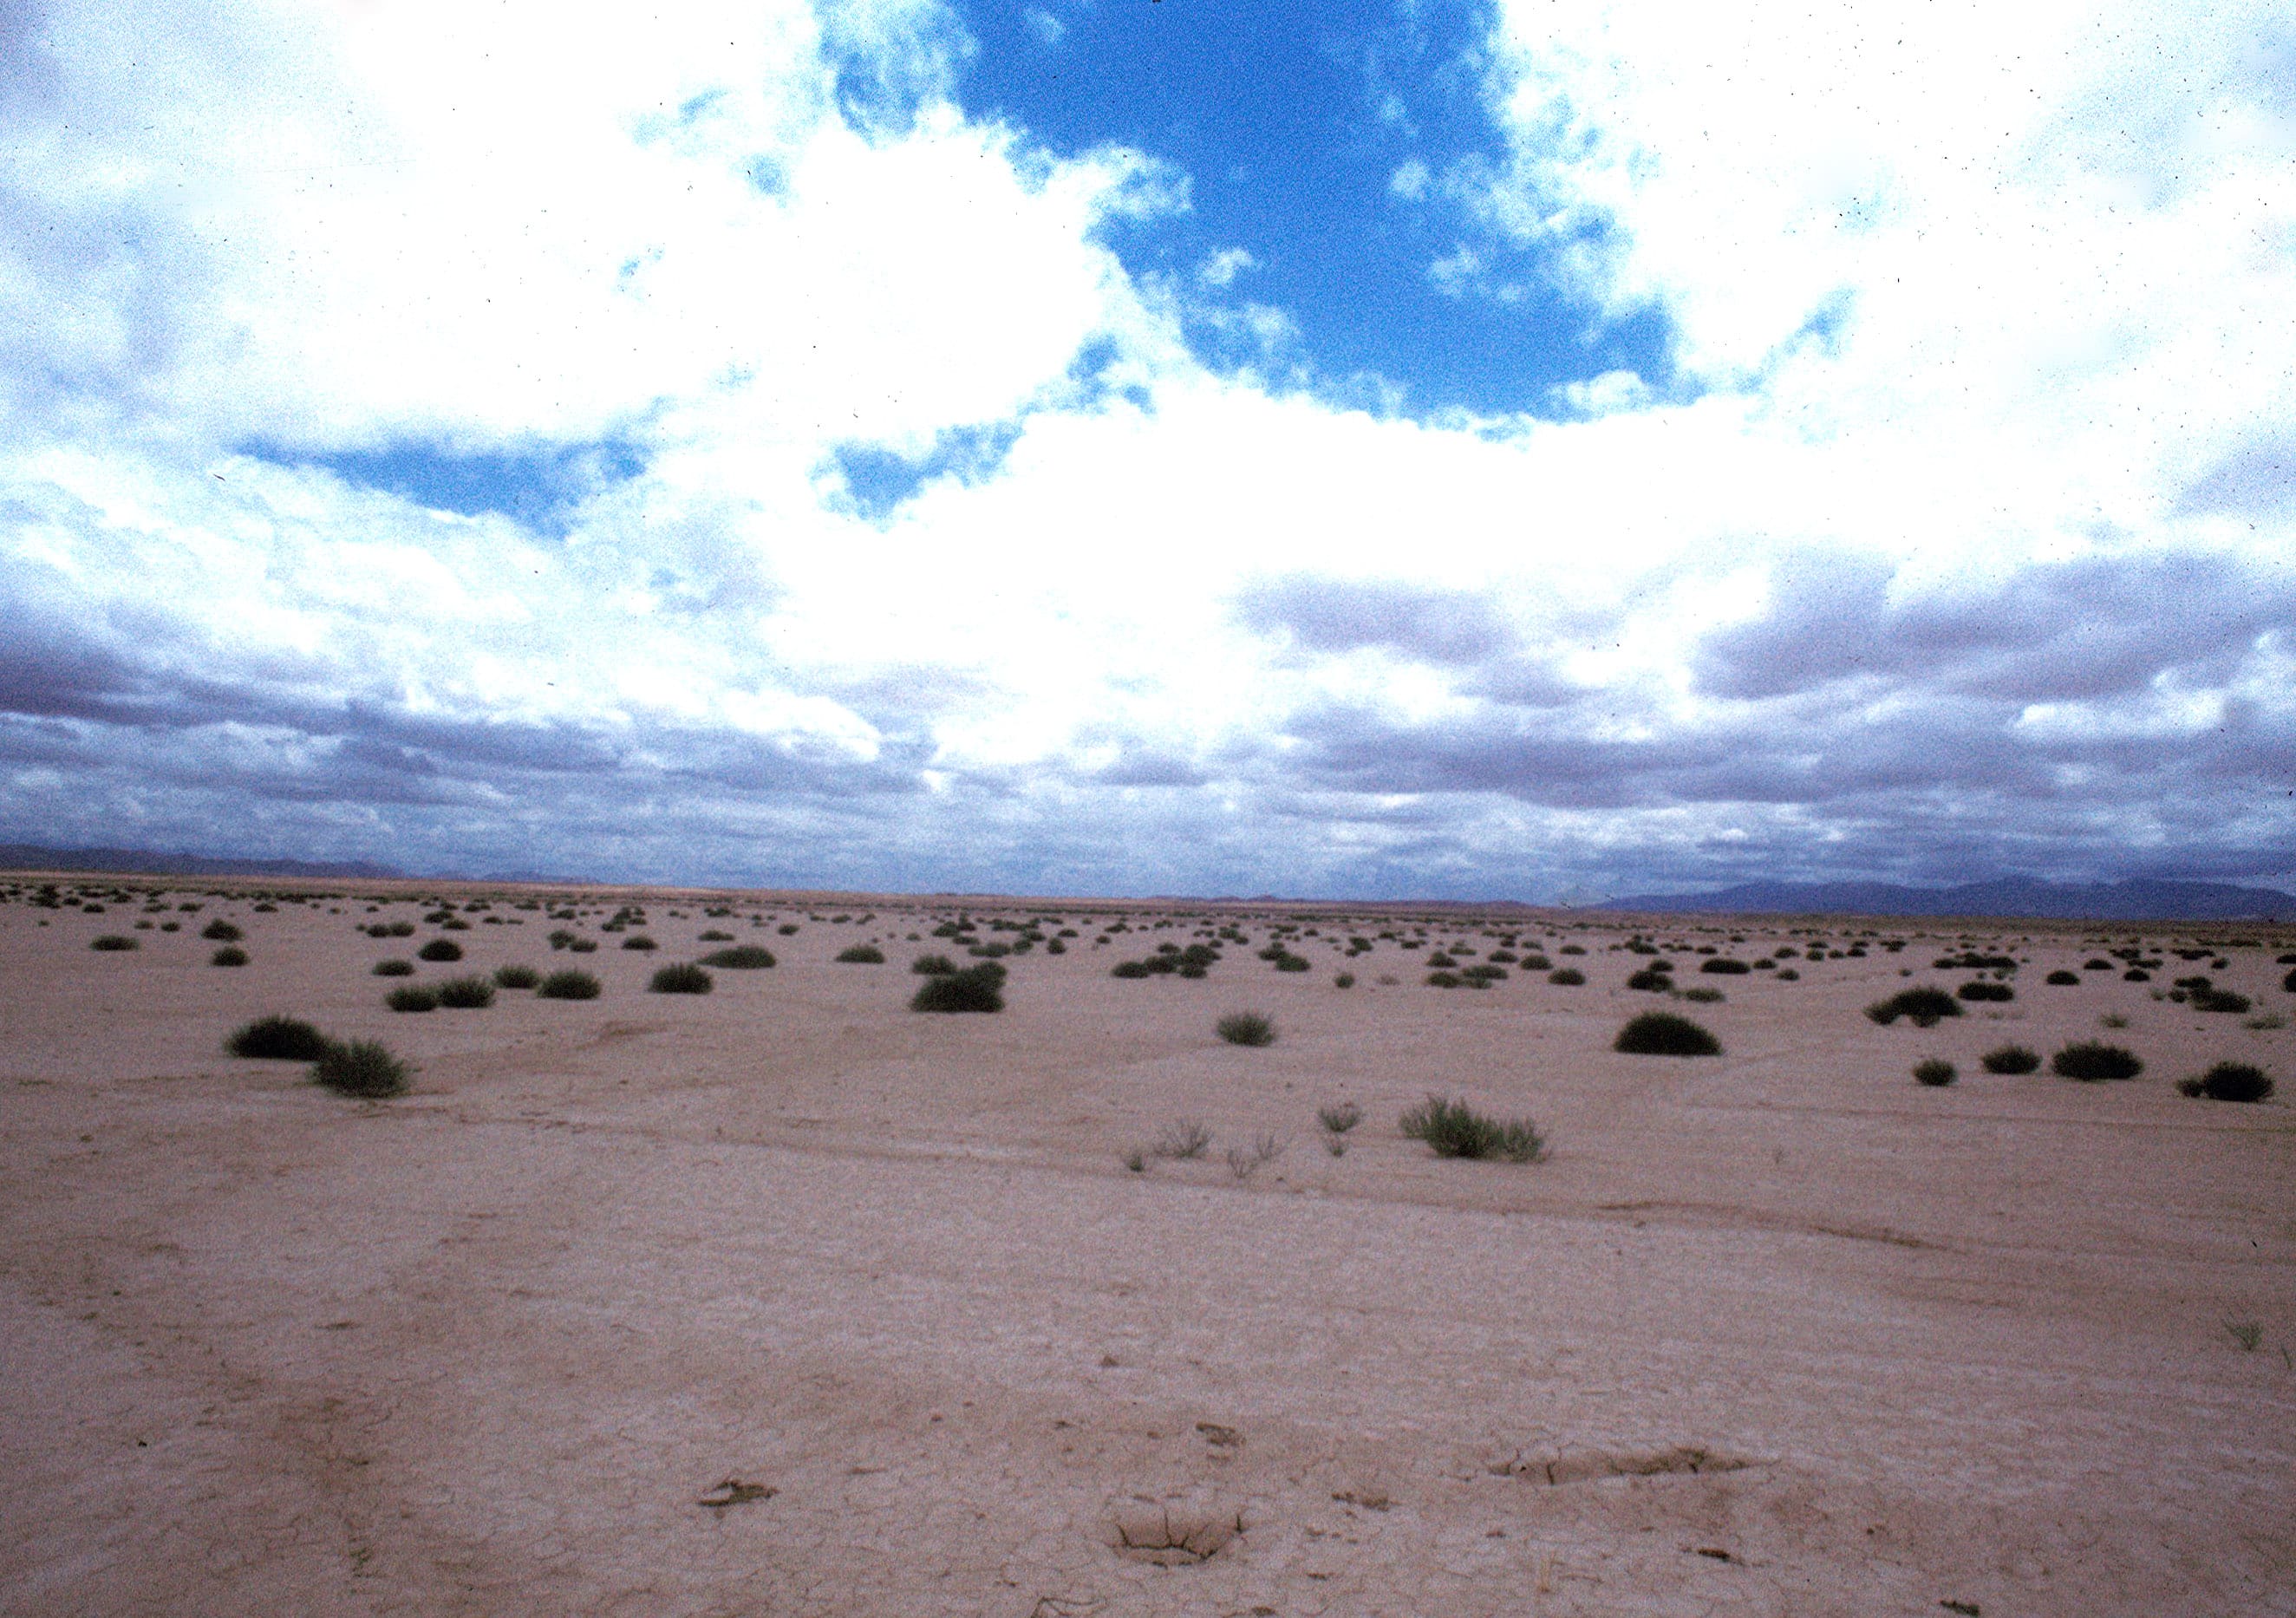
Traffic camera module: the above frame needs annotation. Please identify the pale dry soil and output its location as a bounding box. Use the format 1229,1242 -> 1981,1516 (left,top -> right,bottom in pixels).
3,886 -> 2293,1616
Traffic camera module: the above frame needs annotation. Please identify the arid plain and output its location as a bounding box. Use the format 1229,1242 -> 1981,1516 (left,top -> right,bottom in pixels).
2,877 -> 2291,1617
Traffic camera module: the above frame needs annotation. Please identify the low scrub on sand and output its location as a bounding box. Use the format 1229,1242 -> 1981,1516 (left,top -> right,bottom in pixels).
1152,1119 -> 1212,1160
620,935 -> 658,952
1913,1058 -> 1957,1086
537,969 -> 603,1001
2045,969 -> 2080,985
435,975 -> 496,1008
1957,980 -> 2015,1003
200,919 -> 242,942
227,1015 -> 332,1061
211,945 -> 250,967
373,958 -> 415,976
1865,988 -> 1963,1028
314,1040 -> 410,1099
1699,957 -> 1751,975
910,953 -> 957,975
493,964 -> 541,989
1216,1011 -> 1276,1047
1547,968 -> 1586,986
388,984 -> 440,1013
2052,1041 -> 2143,1081
910,963 -> 1005,1014
650,962 -> 714,995
835,944 -> 886,964
1980,1045 -> 2041,1074
90,934 -> 138,951
2177,1062 -> 2274,1103
1614,1012 -> 1722,1056
416,938 -> 463,962
701,946 -> 776,969
1398,1094 -> 1546,1162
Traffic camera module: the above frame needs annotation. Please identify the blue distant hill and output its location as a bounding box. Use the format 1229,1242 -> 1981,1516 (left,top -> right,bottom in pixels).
1594,876 -> 2296,923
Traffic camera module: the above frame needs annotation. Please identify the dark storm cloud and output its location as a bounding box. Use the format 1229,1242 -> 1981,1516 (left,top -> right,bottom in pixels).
1695,550 -> 2296,702
1233,574 -> 1522,665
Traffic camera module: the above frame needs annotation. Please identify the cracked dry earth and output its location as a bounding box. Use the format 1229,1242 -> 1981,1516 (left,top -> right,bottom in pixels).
3,889 -> 2293,1616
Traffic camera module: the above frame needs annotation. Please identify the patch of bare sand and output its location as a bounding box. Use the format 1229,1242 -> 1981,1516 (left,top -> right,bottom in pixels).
2,885 -> 2292,1615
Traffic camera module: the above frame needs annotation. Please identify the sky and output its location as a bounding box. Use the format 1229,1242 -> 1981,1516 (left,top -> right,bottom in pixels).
1,0 -> 2293,899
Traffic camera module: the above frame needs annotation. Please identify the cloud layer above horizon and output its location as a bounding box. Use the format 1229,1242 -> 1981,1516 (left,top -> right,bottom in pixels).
2,0 -> 2292,897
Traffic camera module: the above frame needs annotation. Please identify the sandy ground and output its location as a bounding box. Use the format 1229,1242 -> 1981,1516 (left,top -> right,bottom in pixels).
2,878 -> 2291,1617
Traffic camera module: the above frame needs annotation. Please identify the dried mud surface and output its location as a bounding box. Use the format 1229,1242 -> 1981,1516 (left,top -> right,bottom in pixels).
3,882 -> 2292,1615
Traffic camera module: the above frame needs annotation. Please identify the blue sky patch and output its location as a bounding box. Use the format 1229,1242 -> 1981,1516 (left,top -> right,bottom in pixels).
830,421 -> 1027,520
252,439 -> 648,535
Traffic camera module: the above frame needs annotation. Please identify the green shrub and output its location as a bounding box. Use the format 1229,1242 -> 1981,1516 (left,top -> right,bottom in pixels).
416,938 -> 462,962
434,975 -> 496,1008
1980,1044 -> 2041,1073
650,962 -> 713,995
911,953 -> 958,975
200,919 -> 243,942
1699,957 -> 1751,975
1957,980 -> 2014,1002
210,945 -> 250,967
621,935 -> 658,951
388,984 -> 440,1013
1681,985 -> 1724,1003
1334,972 -> 1355,988
910,964 -> 1005,1013
1547,968 -> 1585,986
2177,1062 -> 2273,1103
538,969 -> 603,1001
1397,1094 -> 1546,1162
1913,1059 -> 1957,1086
373,959 -> 415,976
90,935 -> 137,951
836,944 -> 886,964
1275,954 -> 1311,972
1317,1101 -> 1363,1134
227,1015 -> 332,1061
1111,960 -> 1154,979
701,946 -> 776,969
1627,967 -> 1673,992
2192,988 -> 2252,1015
1216,1012 -> 1275,1047
1614,1012 -> 1722,1056
2052,1041 -> 2143,1081
493,964 -> 541,989
1425,970 -> 1463,988
313,1040 -> 410,1099
1866,988 -> 1963,1027
2045,969 -> 2080,985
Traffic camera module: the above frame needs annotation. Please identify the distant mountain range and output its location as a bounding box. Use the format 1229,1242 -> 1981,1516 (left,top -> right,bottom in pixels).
1594,876 -> 2296,923
0,843 -> 402,880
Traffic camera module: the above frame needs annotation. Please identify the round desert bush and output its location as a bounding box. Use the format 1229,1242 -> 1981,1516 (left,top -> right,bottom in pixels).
1216,1011 -> 1275,1047
910,964 -> 1005,1014
2283,966 -> 2296,992
620,935 -> 658,951
1626,967 -> 1673,992
227,1015 -> 332,1061
210,945 -> 250,967
2052,1041 -> 2143,1081
1913,1058 -> 1957,1086
701,945 -> 776,969
200,919 -> 243,942
434,975 -> 496,1008
1334,972 -> 1355,988
1865,988 -> 1963,1028
2177,1062 -> 2274,1103
2191,988 -> 2251,1015
313,1040 -> 410,1099
1547,967 -> 1586,986
1980,1044 -> 2041,1074
910,952 -> 956,975
835,943 -> 886,964
1614,1011 -> 1722,1056
416,938 -> 463,962
1275,954 -> 1311,972
649,962 -> 714,995
1681,986 -> 1725,1003
1425,969 -> 1463,988
1397,1093 -> 1546,1162
373,958 -> 414,976
1110,960 -> 1153,979
2045,969 -> 2080,985
1956,980 -> 2015,1002
2123,968 -> 2150,982
388,984 -> 440,1013
537,969 -> 603,1001
492,963 -> 541,989
1699,957 -> 1751,975
89,934 -> 138,951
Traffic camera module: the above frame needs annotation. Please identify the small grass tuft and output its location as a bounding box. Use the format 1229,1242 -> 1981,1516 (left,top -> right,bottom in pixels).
1546,967 -> 1586,986
373,958 -> 415,976
416,938 -> 463,962
1614,1011 -> 1723,1056
387,984 -> 440,1013
1317,1101 -> 1363,1135
910,953 -> 956,975
313,1040 -> 410,1099
1980,1044 -> 2040,1074
1216,1011 -> 1275,1047
1154,1119 -> 1212,1160
210,945 -> 250,967
492,964 -> 541,989
1913,1058 -> 1957,1086
650,962 -> 714,995
227,1015 -> 332,1061
701,945 -> 776,969
835,944 -> 886,964
1397,1094 -> 1546,1162
910,963 -> 1005,1013
200,920 -> 243,942
537,969 -> 603,1001
2052,1041 -> 2143,1081
434,975 -> 496,1008
90,934 -> 138,951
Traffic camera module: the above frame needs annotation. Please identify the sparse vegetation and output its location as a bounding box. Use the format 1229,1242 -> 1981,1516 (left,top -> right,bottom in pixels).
1913,1058 -> 1957,1086
701,946 -> 776,969
1154,1119 -> 1212,1160
2176,1062 -> 2273,1103
538,969 -> 603,1001
493,964 -> 541,989
417,938 -> 463,962
1980,1044 -> 2041,1074
1225,1132 -> 1284,1181
1398,1094 -> 1546,1162
835,944 -> 886,964
2052,1041 -> 2143,1081
90,934 -> 137,951
910,963 -> 1005,1013
1956,980 -> 2014,1002
1865,988 -> 1963,1028
373,958 -> 414,976
313,1039 -> 410,1099
211,945 -> 249,967
1317,1101 -> 1363,1135
621,935 -> 658,951
387,984 -> 440,1013
435,975 -> 496,1008
227,1015 -> 332,1061
650,962 -> 714,995
200,919 -> 242,942
1547,967 -> 1586,986
2045,969 -> 2080,985
1216,1012 -> 1275,1047
1614,1011 -> 1722,1056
